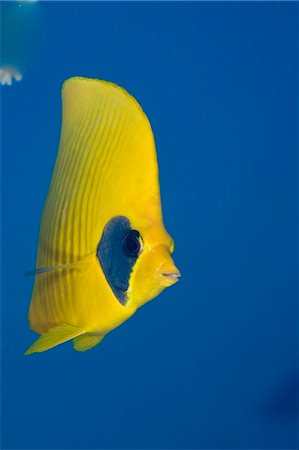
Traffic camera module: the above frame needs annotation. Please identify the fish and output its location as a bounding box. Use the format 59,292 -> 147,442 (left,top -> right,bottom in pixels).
25,77 -> 180,355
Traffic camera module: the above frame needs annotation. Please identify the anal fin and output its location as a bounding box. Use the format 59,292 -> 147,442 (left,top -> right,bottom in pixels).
25,324 -> 84,355
73,333 -> 105,352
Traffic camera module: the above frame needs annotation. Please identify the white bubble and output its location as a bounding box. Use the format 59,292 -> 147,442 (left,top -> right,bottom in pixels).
0,66 -> 23,86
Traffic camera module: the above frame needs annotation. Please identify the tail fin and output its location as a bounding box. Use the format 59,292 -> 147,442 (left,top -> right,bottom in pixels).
25,323 -> 84,355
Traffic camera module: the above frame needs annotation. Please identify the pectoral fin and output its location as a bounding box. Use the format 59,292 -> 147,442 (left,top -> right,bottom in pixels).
73,334 -> 105,352
25,324 -> 84,355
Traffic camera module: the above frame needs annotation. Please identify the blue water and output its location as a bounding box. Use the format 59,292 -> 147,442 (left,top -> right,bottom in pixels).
1,2 -> 298,449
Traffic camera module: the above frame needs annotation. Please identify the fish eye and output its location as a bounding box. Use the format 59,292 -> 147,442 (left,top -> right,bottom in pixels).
122,230 -> 142,257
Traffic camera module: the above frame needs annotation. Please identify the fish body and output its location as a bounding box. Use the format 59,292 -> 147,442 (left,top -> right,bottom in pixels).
26,77 -> 179,354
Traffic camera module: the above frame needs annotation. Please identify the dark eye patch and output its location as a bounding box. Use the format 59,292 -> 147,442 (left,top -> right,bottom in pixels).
122,230 -> 141,257
97,216 -> 141,305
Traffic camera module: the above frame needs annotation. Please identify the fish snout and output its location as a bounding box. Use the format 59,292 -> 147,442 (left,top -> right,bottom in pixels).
158,259 -> 181,287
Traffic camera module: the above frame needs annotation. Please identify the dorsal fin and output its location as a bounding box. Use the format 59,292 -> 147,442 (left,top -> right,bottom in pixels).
37,77 -> 162,268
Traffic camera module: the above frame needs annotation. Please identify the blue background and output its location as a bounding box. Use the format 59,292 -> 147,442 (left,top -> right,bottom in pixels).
1,2 -> 298,449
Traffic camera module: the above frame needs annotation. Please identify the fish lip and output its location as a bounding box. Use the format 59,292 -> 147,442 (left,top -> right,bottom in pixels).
161,272 -> 181,280
160,272 -> 181,286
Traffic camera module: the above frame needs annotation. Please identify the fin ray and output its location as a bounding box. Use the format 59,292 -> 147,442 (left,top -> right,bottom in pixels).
25,324 -> 84,355
25,255 -> 95,277
73,334 -> 105,352
24,265 -> 71,277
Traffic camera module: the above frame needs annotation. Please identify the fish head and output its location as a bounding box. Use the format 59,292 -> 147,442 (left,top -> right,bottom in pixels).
97,216 -> 180,308
97,215 -> 180,309
127,222 -> 180,308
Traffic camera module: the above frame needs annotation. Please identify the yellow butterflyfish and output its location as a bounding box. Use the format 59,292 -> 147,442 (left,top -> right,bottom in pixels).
25,77 -> 180,355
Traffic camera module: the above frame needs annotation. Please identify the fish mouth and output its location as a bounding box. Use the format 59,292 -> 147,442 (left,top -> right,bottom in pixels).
162,272 -> 181,280
159,271 -> 181,286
